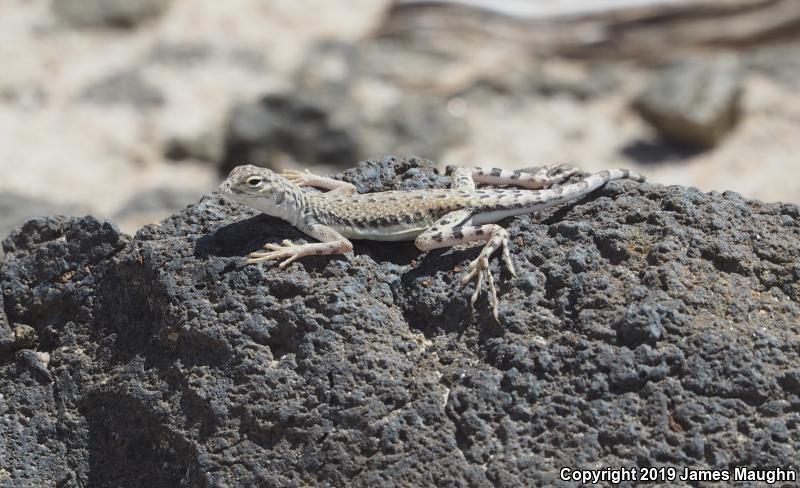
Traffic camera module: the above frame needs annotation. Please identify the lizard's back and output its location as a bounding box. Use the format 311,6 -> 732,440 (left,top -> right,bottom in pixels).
306,189 -> 476,241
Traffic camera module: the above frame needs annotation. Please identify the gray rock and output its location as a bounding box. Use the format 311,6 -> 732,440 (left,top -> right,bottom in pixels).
0,292 -> 10,354
222,93 -> 359,172
0,192 -> 89,254
1,157 -> 799,486
634,57 -> 743,148
164,128 -> 225,163
220,41 -> 466,173
53,0 -> 170,28
12,324 -> 38,350
222,90 -> 464,174
79,70 -> 164,108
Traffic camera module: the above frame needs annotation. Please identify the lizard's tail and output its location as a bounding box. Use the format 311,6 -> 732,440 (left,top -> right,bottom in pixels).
471,169 -> 645,224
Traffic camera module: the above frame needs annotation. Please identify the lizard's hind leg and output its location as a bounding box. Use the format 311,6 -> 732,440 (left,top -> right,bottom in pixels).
416,210 -> 515,321
448,164 -> 579,190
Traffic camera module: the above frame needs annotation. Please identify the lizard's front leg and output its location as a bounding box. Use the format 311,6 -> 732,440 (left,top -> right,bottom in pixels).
246,220 -> 353,268
415,210 -> 515,321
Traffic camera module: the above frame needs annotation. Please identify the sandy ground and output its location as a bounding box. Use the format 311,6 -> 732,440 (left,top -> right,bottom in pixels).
0,0 -> 388,232
0,0 -> 797,235
446,65 -> 800,201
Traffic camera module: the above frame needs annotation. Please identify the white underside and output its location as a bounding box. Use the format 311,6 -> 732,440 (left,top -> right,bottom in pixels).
469,207 -> 532,225
337,223 -> 428,241
337,207 -> 532,241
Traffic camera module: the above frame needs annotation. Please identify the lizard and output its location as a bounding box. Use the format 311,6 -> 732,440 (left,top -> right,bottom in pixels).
218,163 -> 645,320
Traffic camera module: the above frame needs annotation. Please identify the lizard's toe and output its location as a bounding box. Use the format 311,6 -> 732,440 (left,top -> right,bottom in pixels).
281,170 -> 313,186
501,246 -> 516,277
263,240 -> 296,251
461,253 -> 504,321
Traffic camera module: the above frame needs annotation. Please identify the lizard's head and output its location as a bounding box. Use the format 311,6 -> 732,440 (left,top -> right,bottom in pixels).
218,165 -> 290,211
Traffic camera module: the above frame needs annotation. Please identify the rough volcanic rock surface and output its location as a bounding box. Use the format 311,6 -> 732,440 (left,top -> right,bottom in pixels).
1,156 -> 799,487
0,192 -> 91,258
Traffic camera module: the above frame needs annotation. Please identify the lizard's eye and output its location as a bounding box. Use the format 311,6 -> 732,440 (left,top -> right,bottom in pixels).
245,176 -> 263,187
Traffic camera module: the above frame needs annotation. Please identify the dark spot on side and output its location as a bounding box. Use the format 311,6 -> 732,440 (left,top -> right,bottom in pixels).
490,168 -> 502,177
453,229 -> 464,240
480,194 -> 491,199
437,194 -> 448,199
475,228 -> 485,236
511,171 -> 521,180
315,250 -> 324,254
433,233 -> 443,243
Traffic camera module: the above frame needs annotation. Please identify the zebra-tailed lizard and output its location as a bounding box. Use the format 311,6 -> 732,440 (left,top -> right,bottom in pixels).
219,164 -> 645,320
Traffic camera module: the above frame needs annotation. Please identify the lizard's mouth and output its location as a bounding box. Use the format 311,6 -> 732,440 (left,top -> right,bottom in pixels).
216,180 -> 250,201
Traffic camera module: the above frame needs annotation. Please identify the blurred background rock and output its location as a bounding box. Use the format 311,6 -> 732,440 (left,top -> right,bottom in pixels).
1,0 -> 799,242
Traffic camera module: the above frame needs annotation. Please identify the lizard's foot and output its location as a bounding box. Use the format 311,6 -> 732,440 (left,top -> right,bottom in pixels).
460,232 -> 516,321
281,169 -> 357,195
246,240 -> 305,268
281,169 -> 314,187
462,254 -> 500,320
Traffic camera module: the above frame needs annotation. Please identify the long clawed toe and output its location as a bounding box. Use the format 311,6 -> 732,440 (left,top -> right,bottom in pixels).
460,238 -> 516,321
500,243 -> 516,278
462,254 -> 501,321
262,239 -> 295,251
281,169 -> 313,186
245,240 -> 303,267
